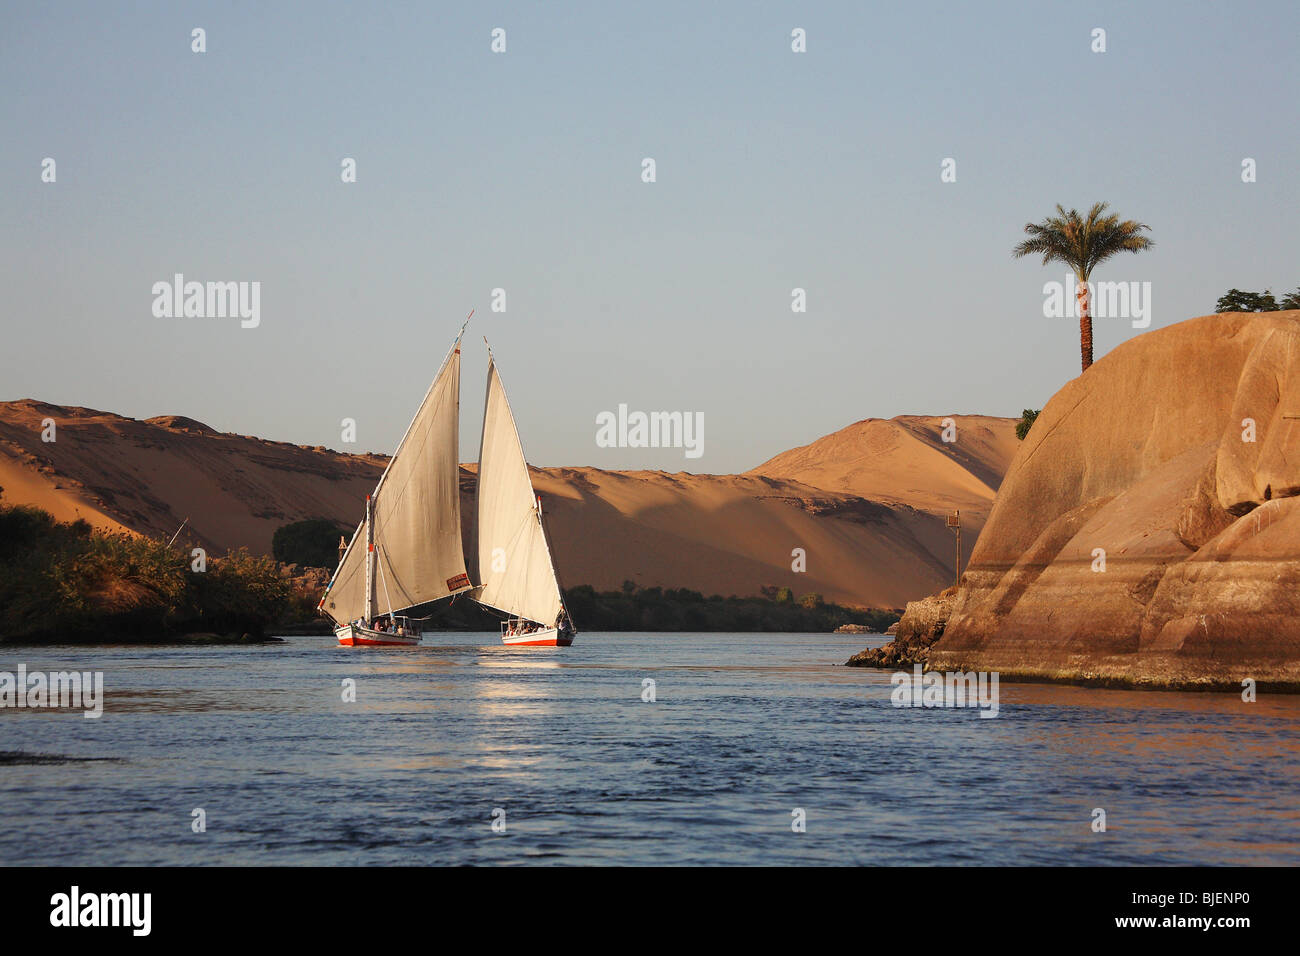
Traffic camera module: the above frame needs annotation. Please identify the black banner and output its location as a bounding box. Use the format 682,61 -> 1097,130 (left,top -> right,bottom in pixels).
0,866 -> 1280,942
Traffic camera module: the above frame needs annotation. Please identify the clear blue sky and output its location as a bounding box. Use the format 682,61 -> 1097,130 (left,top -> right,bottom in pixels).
3,1 -> 1297,473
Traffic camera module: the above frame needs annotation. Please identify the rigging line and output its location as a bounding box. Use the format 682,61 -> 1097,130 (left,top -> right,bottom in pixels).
371,534 -> 466,613
330,325 -> 467,619
325,515 -> 371,621
374,558 -> 427,612
165,517 -> 189,549
533,496 -> 568,612
375,537 -> 467,612
368,324 -> 470,538
484,513 -> 559,626
326,548 -> 369,618
365,377 -> 462,555
372,380 -> 459,539
330,521 -> 365,586
480,356 -> 540,512
375,550 -> 426,614
375,546 -> 397,620
369,323 -> 467,503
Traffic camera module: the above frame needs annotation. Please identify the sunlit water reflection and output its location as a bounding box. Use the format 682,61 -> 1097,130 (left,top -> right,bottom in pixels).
2,632 -> 1296,865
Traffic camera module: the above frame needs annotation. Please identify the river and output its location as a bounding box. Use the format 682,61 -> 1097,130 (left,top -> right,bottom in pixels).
2,632 -> 1297,865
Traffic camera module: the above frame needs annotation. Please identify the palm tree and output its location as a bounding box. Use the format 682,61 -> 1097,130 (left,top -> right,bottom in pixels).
1013,202 -> 1153,372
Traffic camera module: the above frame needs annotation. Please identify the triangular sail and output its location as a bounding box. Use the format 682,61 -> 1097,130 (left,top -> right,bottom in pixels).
321,517 -> 367,626
322,337 -> 471,626
473,357 -> 564,627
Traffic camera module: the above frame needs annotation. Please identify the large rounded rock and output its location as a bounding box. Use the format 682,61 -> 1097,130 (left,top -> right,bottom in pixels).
928,311 -> 1300,689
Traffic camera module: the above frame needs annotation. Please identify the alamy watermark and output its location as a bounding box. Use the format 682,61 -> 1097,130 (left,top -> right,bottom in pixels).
891,664 -> 999,718
1043,273 -> 1151,329
50,886 -> 150,936
152,273 -> 260,328
0,664 -> 104,718
596,404 -> 703,459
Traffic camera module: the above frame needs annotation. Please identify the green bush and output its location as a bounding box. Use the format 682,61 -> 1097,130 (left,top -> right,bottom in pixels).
272,518 -> 349,569
0,503 -> 293,643
1016,409 -> 1040,440
1215,287 -> 1300,313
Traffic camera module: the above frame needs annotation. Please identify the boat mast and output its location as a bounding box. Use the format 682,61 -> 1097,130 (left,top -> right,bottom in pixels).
364,494 -> 374,623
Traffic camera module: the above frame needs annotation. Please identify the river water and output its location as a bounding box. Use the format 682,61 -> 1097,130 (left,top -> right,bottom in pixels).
2,632 -> 1297,865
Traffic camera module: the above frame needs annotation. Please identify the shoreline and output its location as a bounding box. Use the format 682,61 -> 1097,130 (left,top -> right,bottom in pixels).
0,632 -> 287,647
844,656 -> 1300,695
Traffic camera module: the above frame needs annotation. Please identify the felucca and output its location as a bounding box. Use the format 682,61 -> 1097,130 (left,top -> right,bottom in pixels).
471,343 -> 576,646
319,323 -> 576,647
319,324 -> 473,646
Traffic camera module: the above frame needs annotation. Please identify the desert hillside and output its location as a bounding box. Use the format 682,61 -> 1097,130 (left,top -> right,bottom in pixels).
750,414 -> 1020,537
0,400 -> 387,554
923,311 -> 1300,686
524,467 -> 954,608
0,400 -> 1017,609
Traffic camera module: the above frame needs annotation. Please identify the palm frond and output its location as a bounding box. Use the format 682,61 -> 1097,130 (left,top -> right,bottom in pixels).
1014,202 -> 1152,279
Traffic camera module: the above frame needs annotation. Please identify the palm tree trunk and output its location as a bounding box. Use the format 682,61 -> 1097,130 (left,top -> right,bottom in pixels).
1077,274 -> 1094,371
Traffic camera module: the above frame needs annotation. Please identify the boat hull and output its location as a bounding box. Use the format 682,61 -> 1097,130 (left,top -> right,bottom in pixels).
501,626 -> 572,647
336,624 -> 421,647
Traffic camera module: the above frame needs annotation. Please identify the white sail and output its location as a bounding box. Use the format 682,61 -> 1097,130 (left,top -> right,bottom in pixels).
473,356 -> 565,627
322,337 -> 471,626
321,517 -> 367,627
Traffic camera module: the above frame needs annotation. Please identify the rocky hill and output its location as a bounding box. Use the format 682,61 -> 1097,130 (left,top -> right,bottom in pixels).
918,311 -> 1300,687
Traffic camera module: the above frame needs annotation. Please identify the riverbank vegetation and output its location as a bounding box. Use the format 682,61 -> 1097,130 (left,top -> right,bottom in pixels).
1,502 -> 900,640
0,502 -> 308,643
272,518 -> 348,571
559,583 -> 898,633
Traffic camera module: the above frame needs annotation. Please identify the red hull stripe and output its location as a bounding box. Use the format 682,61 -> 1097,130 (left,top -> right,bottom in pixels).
338,636 -> 418,647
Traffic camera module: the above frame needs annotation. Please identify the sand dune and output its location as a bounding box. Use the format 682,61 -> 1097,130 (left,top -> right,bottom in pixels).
749,414 -> 1020,536
0,400 -> 385,555
523,468 -> 955,608
0,400 -> 1017,608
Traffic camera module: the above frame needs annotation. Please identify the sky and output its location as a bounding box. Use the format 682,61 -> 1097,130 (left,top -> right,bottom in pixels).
2,1 -> 1297,473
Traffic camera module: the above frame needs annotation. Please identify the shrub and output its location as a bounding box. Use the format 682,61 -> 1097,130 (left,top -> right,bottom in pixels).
1016,409 -> 1040,440
272,518 -> 348,569
0,503 -> 295,642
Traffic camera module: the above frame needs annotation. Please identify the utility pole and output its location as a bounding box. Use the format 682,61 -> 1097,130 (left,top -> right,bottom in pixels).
946,509 -> 962,587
